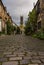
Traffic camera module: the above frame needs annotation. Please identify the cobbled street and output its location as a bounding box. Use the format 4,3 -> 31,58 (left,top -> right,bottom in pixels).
0,34 -> 44,65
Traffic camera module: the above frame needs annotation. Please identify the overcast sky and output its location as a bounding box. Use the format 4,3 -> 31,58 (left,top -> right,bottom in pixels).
2,0 -> 37,25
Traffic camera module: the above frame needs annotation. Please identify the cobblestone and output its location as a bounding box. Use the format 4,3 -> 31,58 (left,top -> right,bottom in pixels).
5,54 -> 17,57
41,59 -> 44,63
0,35 -> 44,65
20,59 -> 30,65
2,61 -> 18,65
28,64 -> 38,65
9,57 -> 22,61
31,59 -> 41,63
0,57 -> 8,62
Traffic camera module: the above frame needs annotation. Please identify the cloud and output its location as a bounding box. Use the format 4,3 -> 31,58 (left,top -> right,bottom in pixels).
2,0 -> 37,25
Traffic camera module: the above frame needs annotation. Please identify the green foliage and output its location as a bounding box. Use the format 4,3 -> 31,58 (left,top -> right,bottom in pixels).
36,31 -> 44,40
28,9 -> 37,32
0,32 -> 2,35
32,34 -> 37,38
25,8 -> 37,35
16,27 -> 20,34
2,28 -> 5,34
14,26 -> 16,31
32,30 -> 44,40
6,20 -> 11,35
0,28 -> 5,35
25,22 -> 32,35
11,25 -> 14,34
6,20 -> 14,35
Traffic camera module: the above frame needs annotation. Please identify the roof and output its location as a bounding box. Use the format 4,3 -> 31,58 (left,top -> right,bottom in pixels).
0,0 -> 7,11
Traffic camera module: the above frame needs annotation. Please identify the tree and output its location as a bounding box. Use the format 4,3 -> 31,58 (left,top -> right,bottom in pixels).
29,9 -> 37,32
6,20 -> 14,35
6,20 -> 11,35
25,20 -> 31,35
16,27 -> 20,34
25,8 -> 37,35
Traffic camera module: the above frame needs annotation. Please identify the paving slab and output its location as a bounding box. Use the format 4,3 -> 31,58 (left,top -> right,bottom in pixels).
14,52 -> 25,55
5,47 -> 10,49
0,53 -> 4,57
12,48 -> 16,51
18,54 -> 24,57
0,58 -> 8,62
41,59 -> 44,63
10,45 -> 14,47
5,54 -> 17,57
3,52 -> 12,55
40,64 -> 44,65
0,34 -> 44,65
14,52 -> 25,57
27,51 -> 37,56
38,52 -> 44,56
2,61 -> 18,65
28,64 -> 38,65
9,57 -> 22,61
31,59 -> 41,63
31,52 -> 37,56
0,50 -> 4,52
26,52 -> 32,56
32,56 -> 39,59
23,56 -> 32,60
20,59 -> 30,65
39,56 -> 44,59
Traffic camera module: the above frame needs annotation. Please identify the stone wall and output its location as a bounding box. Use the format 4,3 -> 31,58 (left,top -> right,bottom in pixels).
37,0 -> 44,30
0,0 -> 13,33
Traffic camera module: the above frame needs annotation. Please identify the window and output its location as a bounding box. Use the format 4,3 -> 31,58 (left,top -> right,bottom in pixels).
38,21 -> 41,29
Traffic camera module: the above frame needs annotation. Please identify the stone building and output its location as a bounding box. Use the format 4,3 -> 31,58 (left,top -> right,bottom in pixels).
20,16 -> 24,32
0,0 -> 6,32
35,0 -> 44,31
20,16 -> 23,25
0,0 -> 13,33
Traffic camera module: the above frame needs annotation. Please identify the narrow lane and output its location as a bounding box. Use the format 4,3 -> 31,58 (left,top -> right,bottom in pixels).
0,35 -> 44,52
0,35 -> 44,65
